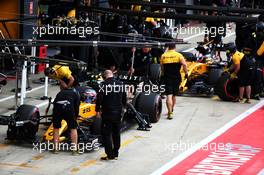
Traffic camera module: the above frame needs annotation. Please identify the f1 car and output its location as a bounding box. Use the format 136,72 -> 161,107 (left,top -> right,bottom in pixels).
178,43 -> 226,96
135,43 -> 226,96
0,73 -> 162,148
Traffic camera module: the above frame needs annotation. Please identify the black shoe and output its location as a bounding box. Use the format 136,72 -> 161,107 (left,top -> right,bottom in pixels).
100,156 -> 115,160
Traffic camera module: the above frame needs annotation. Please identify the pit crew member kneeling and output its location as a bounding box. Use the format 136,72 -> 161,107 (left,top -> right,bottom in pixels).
227,43 -> 254,103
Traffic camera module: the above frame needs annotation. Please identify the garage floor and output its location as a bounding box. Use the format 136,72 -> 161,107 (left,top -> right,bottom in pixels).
1,25 -> 261,175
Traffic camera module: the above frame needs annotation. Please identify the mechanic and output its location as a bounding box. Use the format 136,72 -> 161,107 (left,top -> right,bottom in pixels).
96,70 -> 127,160
227,43 -> 253,103
204,3 -> 226,60
160,43 -> 188,120
128,46 -> 156,76
52,88 -> 80,155
44,65 -> 76,90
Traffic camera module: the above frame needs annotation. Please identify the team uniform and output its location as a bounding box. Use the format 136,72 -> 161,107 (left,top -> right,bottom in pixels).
160,50 -> 185,95
49,65 -> 73,84
47,65 -> 79,87
232,51 -> 252,87
96,77 -> 127,159
53,89 -> 80,129
133,49 -> 154,76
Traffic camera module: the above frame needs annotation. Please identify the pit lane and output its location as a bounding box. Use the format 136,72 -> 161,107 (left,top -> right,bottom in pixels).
1,28 -> 260,175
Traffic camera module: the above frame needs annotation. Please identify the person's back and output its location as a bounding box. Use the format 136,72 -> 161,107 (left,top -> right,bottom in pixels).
96,70 -> 127,160
161,50 -> 183,79
101,78 -> 125,112
239,55 -> 254,77
53,89 -> 80,118
52,88 -> 80,155
96,72 -> 127,121
160,44 -> 188,120
44,65 -> 76,89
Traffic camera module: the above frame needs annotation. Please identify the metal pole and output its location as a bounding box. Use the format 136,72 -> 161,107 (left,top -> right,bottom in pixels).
83,6 -> 258,23
20,60 -> 27,105
41,45 -> 49,100
186,0 -> 193,15
14,46 -> 27,104
30,40 -> 36,74
15,66 -> 19,108
44,64 -> 49,98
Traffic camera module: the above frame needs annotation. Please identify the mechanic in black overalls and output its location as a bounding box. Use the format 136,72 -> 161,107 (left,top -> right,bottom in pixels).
45,65 -> 80,155
204,2 -> 226,60
128,46 -> 155,77
96,70 -> 127,160
52,88 -> 80,155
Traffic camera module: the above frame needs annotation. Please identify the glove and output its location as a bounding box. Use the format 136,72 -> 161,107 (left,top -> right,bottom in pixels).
224,68 -> 230,74
230,73 -> 237,79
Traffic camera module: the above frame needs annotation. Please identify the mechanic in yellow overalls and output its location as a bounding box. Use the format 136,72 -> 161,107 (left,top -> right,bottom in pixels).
227,43 -> 252,103
160,43 -> 188,120
44,65 -> 76,90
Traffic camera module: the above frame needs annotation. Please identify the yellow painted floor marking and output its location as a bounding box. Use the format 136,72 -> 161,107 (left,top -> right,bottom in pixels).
80,160 -> 97,167
70,135 -> 144,173
0,143 -> 9,148
211,95 -> 220,101
32,154 -> 44,161
0,162 -> 38,169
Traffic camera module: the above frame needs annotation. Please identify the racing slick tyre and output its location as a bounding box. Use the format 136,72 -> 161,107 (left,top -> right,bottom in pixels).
7,105 -> 40,141
208,67 -> 224,85
133,92 -> 162,123
215,72 -> 239,101
149,64 -> 161,83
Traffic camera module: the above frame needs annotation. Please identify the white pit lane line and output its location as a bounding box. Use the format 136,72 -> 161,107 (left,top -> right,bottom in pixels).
0,85 -> 45,103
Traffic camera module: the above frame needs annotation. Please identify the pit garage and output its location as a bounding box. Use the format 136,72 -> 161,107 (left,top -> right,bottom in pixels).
0,0 -> 264,175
